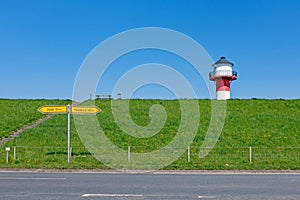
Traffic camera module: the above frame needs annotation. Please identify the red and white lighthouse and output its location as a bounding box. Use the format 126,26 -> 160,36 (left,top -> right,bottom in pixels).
209,56 -> 237,100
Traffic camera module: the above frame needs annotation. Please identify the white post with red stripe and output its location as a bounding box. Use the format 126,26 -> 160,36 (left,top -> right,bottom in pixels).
209,56 -> 237,100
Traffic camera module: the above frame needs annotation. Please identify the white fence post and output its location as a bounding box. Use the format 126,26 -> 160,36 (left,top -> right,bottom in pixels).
187,146 -> 190,162
13,146 -> 16,160
70,147 -> 72,162
128,146 -> 131,163
249,146 -> 252,163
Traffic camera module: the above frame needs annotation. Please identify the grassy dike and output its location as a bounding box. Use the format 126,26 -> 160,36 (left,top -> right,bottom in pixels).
0,99 -> 71,139
0,99 -> 300,170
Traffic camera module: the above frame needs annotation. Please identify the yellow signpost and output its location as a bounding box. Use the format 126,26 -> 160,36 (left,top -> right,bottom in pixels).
38,104 -> 101,163
71,106 -> 101,114
38,105 -> 68,114
38,105 -> 101,114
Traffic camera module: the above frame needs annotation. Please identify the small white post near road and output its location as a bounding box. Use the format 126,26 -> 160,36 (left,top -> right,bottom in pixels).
5,147 -> 10,163
128,146 -> 131,163
187,146 -> 191,162
38,104 -> 101,163
67,104 -> 71,163
13,146 -> 16,161
249,146 -> 252,163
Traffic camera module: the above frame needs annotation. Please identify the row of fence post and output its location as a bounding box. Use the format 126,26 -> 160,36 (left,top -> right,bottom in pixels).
126,146 -> 253,163
3,146 -> 254,164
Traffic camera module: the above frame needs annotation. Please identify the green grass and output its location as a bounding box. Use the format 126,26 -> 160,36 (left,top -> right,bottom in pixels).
0,99 -> 71,139
1,98 -> 300,170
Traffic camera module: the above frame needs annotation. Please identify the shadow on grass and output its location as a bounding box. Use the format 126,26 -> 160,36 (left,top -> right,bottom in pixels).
46,151 -> 92,156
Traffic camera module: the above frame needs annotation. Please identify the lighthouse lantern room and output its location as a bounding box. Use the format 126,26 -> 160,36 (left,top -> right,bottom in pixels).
209,56 -> 237,100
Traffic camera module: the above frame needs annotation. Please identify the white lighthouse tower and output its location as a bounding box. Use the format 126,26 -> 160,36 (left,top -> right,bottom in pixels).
209,56 -> 237,100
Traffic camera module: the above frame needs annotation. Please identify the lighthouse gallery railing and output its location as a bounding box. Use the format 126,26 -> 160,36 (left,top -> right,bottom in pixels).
209,70 -> 237,77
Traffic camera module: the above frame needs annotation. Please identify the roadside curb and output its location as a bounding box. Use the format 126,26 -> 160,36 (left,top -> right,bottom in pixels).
1,168 -> 300,174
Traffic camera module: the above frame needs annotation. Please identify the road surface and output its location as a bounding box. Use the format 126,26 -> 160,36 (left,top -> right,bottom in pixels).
0,171 -> 299,199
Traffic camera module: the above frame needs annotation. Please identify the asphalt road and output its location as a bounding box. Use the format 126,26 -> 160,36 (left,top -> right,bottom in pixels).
0,171 -> 299,200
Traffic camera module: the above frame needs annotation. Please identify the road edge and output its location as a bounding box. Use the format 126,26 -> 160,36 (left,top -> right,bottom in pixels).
0,168 -> 300,174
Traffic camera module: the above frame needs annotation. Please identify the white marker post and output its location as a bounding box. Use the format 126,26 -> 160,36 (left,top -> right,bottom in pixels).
67,104 -> 71,163
128,146 -> 131,163
5,147 -> 10,163
187,146 -> 191,162
13,146 -> 16,160
249,146 -> 252,163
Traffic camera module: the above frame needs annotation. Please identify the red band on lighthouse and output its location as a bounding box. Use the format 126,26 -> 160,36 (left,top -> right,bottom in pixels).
216,78 -> 231,91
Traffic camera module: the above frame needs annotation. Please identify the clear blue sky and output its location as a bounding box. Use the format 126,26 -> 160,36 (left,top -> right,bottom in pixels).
1,0 -> 299,100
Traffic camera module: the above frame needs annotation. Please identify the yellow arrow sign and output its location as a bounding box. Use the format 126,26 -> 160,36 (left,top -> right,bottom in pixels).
71,106 -> 101,114
38,105 -> 68,114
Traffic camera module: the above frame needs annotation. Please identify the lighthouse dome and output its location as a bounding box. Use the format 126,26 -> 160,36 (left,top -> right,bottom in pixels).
212,56 -> 234,67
